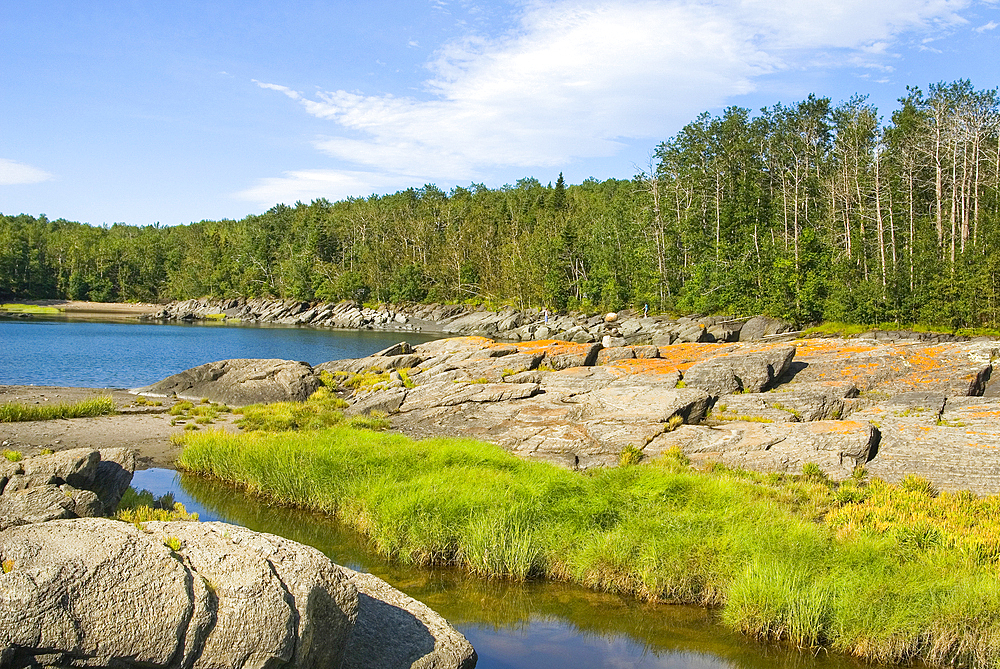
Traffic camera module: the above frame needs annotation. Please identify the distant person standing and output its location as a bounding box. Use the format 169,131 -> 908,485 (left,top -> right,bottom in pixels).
643,303 -> 649,317
543,308 -> 549,324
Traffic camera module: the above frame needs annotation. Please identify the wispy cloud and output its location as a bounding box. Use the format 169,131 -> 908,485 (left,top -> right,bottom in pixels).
234,168 -> 426,208
0,158 -> 53,186
243,0 -> 977,204
975,20 -> 999,31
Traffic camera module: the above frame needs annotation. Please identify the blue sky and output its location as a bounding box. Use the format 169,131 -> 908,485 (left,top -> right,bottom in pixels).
1,0 -> 998,226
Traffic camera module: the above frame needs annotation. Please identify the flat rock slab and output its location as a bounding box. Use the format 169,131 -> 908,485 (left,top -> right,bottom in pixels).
134,358 -> 321,407
394,385 -> 710,469
646,420 -> 876,480
855,396 -> 1000,495
783,339 -> 995,397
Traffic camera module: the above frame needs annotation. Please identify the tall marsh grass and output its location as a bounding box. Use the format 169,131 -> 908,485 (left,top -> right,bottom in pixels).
177,429 -> 1000,668
0,395 -> 117,422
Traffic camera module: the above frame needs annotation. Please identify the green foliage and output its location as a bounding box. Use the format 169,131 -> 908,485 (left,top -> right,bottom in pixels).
1,303 -> 61,314
169,401 -> 194,416
234,387 -> 349,432
114,487 -> 199,524
0,395 -> 116,422
3,449 -> 23,462
3,79 -> 1000,331
178,425 -> 1000,667
619,444 -> 643,467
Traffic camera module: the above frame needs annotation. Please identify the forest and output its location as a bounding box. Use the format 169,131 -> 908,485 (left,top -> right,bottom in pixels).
2,80 -> 999,329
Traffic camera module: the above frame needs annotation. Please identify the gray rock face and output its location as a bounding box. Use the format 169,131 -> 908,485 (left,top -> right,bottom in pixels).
0,448 -> 133,530
135,358 -> 321,407
853,395 -> 1000,495
647,420 -> 876,480
683,347 -> 795,395
0,518 -> 359,669
341,569 -> 477,669
739,316 -> 794,341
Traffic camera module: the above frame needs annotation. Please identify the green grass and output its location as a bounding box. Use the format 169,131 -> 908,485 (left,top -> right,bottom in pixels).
177,428 -> 1000,668
1,303 -> 61,314
0,395 -> 117,422
804,320 -> 1000,339
114,487 -> 199,524
236,387 -> 350,431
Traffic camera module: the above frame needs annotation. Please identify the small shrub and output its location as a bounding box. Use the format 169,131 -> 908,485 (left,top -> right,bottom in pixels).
39,448 -> 54,455
666,414 -> 684,431
1,559 -> 14,573
900,473 -> 938,497
346,411 -> 391,431
2,450 -> 22,462
169,401 -> 194,416
675,380 -> 687,388
801,462 -> 827,482
398,368 -> 416,388
184,424 -> 199,431
619,444 -> 643,467
164,537 -> 182,551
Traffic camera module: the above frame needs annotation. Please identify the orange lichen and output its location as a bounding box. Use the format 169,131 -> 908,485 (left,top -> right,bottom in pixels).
603,358 -> 682,377
514,339 -> 595,358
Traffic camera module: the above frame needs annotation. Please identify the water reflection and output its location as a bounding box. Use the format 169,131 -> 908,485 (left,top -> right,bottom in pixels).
132,469 -> 883,669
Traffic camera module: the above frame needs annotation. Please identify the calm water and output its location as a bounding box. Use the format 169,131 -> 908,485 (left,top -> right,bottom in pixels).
133,469 -> 881,669
0,317 -> 438,388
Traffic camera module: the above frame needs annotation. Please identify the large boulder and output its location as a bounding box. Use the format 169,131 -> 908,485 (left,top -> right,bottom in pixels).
0,518 -> 359,669
134,358 -> 322,407
341,569 -> 478,669
739,316 -> 794,341
0,448 -> 134,530
683,346 -> 795,395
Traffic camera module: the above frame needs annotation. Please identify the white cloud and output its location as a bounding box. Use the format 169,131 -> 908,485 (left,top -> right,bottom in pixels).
246,0 -> 979,202
975,20 -> 999,30
0,158 -> 53,186
234,169 -> 428,208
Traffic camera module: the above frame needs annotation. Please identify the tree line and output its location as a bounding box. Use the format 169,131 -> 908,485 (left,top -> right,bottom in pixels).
2,80 -> 999,329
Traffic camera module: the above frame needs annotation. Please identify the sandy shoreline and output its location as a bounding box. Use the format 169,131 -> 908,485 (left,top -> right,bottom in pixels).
2,300 -> 160,317
0,385 -> 238,470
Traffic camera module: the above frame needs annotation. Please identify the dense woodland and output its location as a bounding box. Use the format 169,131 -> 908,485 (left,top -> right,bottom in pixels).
3,80 -> 1000,328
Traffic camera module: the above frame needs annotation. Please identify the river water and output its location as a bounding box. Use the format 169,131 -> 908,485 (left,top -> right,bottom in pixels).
5,316 -> 883,669
0,317 -> 438,387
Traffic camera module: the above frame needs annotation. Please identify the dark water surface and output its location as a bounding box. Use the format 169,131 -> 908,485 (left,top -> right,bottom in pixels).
0,318 -> 438,388
133,469 -> 882,669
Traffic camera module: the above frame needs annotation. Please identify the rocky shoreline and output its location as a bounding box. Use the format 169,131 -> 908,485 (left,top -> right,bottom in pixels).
146,297 -> 983,345
128,333 -> 1000,496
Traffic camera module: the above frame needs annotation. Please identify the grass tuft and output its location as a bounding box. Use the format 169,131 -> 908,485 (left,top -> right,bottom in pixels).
0,395 -> 117,422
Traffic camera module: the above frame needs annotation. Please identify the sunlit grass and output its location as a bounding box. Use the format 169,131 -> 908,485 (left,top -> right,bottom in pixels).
0,303 -> 61,314
0,395 -> 117,422
176,426 -> 1000,668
